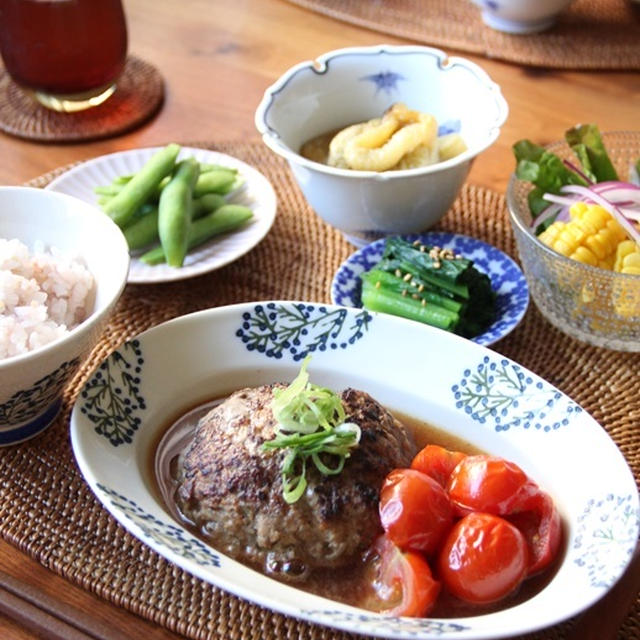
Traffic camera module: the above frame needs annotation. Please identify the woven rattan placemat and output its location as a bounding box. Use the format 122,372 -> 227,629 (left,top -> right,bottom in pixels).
0,55 -> 164,143
1,140 -> 638,639
285,0 -> 640,70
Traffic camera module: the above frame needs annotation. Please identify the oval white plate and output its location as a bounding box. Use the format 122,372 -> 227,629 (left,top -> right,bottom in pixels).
70,302 -> 638,640
331,232 -> 529,346
46,146 -> 277,284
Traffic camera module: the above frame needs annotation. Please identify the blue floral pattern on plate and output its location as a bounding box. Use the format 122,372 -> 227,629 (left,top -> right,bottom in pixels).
97,484 -> 221,567
235,302 -> 372,360
573,493 -> 640,589
331,232 -> 529,346
301,611 -> 469,636
452,355 -> 582,432
79,339 -> 146,446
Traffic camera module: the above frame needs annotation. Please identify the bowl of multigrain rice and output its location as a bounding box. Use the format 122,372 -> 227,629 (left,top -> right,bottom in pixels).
0,186 -> 129,445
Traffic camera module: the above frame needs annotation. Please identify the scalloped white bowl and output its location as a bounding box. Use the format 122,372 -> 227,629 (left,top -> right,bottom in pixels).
0,186 -> 129,445
255,45 -> 508,247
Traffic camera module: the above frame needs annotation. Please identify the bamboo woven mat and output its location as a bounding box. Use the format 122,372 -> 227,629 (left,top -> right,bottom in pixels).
1,139 -> 638,640
284,0 -> 640,70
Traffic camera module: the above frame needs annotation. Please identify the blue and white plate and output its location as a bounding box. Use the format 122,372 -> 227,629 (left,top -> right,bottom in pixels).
331,232 -> 529,346
70,301 -> 639,640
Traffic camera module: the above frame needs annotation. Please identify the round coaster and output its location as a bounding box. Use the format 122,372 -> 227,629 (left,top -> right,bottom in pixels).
0,55 -> 164,142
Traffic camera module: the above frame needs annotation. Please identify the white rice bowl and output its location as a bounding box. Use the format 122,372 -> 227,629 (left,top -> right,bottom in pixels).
0,238 -> 95,359
0,186 -> 129,445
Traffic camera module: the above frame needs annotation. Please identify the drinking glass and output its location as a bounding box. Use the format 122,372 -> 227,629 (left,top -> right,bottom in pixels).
0,0 -> 128,112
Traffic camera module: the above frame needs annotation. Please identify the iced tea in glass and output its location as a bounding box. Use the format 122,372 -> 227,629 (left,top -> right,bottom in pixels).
0,0 -> 128,112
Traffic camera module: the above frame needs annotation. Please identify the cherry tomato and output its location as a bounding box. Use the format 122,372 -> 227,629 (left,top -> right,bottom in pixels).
507,490 -> 562,575
411,444 -> 467,487
447,455 -> 540,517
369,535 -> 440,617
379,468 -> 454,554
438,512 -> 529,604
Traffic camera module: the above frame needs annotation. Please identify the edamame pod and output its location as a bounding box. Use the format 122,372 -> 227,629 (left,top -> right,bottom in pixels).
192,169 -> 237,198
123,205 -> 159,251
158,157 -> 200,267
123,193 -> 226,251
140,204 -> 253,265
103,143 -> 181,227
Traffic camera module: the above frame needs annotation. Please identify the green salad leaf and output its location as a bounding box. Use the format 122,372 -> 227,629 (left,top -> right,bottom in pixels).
565,123 -> 619,183
513,139 -> 588,217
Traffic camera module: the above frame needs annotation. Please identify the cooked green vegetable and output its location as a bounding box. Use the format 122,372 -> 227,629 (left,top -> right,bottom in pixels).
123,193 -> 226,251
139,203 -> 253,265
262,355 -> 361,504
360,237 -> 495,338
95,143 -> 253,268
123,205 -> 159,251
192,169 -> 238,198
103,143 -> 181,227
564,123 -> 619,183
158,158 -> 200,267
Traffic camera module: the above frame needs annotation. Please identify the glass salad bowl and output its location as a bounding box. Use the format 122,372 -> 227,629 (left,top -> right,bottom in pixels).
506,130 -> 640,352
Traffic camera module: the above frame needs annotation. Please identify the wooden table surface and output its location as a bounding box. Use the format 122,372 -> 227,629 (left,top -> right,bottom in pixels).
0,0 -> 638,638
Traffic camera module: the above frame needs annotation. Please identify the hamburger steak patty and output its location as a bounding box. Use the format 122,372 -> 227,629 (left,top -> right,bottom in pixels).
174,384 -> 416,580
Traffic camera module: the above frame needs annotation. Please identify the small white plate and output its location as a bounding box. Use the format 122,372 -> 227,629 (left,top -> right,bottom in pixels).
46,146 -> 277,284
70,301 -> 639,640
331,232 -> 529,346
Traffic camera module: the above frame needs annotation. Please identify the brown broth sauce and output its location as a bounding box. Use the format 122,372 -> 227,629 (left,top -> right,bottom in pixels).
152,400 -> 563,619
299,129 -> 340,165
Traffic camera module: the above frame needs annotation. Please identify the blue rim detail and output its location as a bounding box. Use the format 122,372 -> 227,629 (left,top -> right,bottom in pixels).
0,397 -> 61,445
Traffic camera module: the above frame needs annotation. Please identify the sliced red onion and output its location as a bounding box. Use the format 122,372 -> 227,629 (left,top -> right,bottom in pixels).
560,185 -> 640,247
531,203 -> 564,229
543,193 -> 580,208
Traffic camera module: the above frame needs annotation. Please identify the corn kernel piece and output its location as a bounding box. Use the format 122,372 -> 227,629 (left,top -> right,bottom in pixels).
571,246 -> 598,266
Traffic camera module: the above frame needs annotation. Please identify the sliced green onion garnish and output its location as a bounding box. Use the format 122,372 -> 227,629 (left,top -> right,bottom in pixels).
264,355 -> 361,504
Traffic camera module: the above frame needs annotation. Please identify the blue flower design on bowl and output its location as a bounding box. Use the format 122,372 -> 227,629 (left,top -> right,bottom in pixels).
235,302 -> 372,360
79,339 -> 146,447
451,355 -> 582,432
573,493 -> 640,589
360,70 -> 407,95
331,232 -> 529,346
301,610 -> 470,636
97,484 -> 221,568
0,357 -> 80,445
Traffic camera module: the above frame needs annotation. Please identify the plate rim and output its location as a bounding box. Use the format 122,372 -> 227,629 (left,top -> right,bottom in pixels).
45,145 -> 277,284
330,232 -> 530,346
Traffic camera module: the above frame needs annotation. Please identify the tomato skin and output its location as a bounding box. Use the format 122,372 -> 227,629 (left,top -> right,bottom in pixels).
379,468 -> 454,555
371,535 -> 440,617
507,490 -> 562,575
447,455 -> 539,517
411,444 -> 467,488
438,512 -> 529,604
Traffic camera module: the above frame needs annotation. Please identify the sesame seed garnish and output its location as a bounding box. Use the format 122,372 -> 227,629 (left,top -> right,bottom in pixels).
418,284 -> 424,292
403,272 -> 412,282
421,299 -> 427,306
395,269 -> 402,278
375,280 -> 381,289
401,289 -> 408,297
